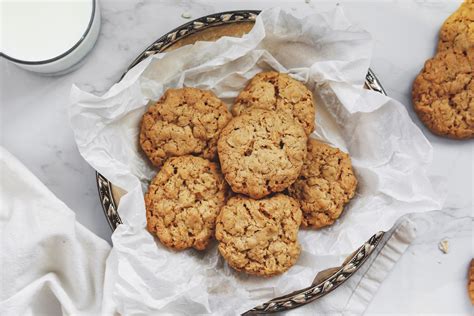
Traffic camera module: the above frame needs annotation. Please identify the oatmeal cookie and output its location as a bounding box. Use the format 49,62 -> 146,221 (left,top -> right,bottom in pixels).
232,71 -> 315,135
288,139 -> 357,229
217,109 -> 307,199
140,87 -> 232,167
437,0 -> 474,54
145,155 -> 227,250
412,49 -> 473,139
215,194 -> 302,277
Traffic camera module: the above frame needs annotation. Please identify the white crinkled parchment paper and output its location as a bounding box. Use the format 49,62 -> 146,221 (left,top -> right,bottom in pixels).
70,8 -> 445,315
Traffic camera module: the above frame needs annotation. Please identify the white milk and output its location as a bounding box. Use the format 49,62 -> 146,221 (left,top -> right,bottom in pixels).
1,0 -> 100,74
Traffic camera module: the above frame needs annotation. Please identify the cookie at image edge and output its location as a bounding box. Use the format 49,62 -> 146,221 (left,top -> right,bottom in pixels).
437,0 -> 474,54
412,49 -> 473,139
215,194 -> 302,277
469,259 -> 474,304
145,155 -> 227,250
232,71 -> 316,135
140,87 -> 232,167
288,139 -> 357,229
218,109 -> 307,199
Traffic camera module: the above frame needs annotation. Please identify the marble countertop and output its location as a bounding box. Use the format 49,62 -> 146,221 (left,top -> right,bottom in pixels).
1,0 -> 472,314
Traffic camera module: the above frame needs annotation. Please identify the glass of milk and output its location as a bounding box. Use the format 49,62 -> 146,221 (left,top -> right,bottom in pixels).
0,0 -> 101,75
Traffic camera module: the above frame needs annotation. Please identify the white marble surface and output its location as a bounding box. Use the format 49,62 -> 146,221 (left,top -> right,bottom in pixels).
0,0 -> 472,314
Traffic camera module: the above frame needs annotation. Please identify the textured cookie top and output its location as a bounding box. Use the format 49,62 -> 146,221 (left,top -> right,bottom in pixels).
437,0 -> 474,53
232,71 -> 315,135
145,155 -> 227,250
215,194 -> 302,277
217,109 -> 307,199
140,87 -> 232,167
288,139 -> 357,229
412,49 -> 473,139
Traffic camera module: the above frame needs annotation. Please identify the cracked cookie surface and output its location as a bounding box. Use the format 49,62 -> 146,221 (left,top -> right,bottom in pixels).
412,1 -> 474,139
215,194 -> 302,277
232,71 -> 315,135
412,49 -> 473,139
217,109 -> 307,199
140,87 -> 232,167
145,155 -> 227,250
437,0 -> 474,53
288,139 -> 357,229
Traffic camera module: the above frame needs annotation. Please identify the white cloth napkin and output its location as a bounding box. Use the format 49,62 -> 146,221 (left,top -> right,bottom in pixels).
0,147 -> 111,316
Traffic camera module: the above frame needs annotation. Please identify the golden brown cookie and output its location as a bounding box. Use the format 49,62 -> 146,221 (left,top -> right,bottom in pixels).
412,49 -> 473,139
437,0 -> 474,54
412,1 -> 474,139
469,259 -> 474,304
288,139 -> 357,229
215,194 -> 302,277
232,71 -> 315,135
140,88 -> 232,167
145,155 -> 227,250
217,109 -> 307,199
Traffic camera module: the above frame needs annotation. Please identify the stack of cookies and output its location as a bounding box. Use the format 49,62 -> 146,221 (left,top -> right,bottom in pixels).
140,72 -> 358,277
412,0 -> 473,139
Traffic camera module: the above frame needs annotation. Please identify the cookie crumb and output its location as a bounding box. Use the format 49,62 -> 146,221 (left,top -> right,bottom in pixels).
181,11 -> 192,19
438,240 -> 449,254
